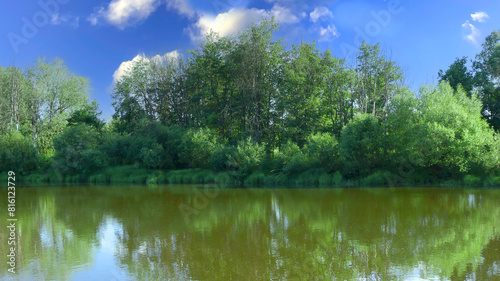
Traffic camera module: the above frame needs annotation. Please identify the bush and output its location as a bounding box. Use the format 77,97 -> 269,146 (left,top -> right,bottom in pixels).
180,128 -> 222,168
340,114 -> 385,177
293,168 -> 327,186
361,171 -> 387,186
463,175 -> 481,186
52,124 -> 104,175
273,141 -> 306,173
0,131 -> 40,175
227,137 -> 267,179
210,144 -> 236,171
244,171 -> 267,186
484,175 -> 500,187
303,132 -> 339,172
146,170 -> 168,184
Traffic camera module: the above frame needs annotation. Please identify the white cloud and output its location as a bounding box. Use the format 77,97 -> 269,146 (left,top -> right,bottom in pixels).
112,50 -> 180,83
270,4 -> 299,24
471,11 -> 489,22
188,4 -> 298,41
189,8 -> 263,40
310,6 -> 333,23
88,0 -> 160,29
88,0 -> 193,29
461,20 -> 480,45
318,24 -> 339,41
50,14 -> 80,28
167,0 -> 195,19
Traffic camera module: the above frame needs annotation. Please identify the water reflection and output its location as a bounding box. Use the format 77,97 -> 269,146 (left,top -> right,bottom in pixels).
0,186 -> 498,280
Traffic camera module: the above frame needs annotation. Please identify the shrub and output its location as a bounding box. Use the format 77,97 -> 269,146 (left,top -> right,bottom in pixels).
361,171 -> 387,186
0,131 -> 40,175
463,175 -> 481,186
303,132 -> 339,172
244,171 -> 266,186
52,124 -> 104,175
273,141 -> 306,173
340,114 -> 385,177
180,128 -> 222,168
227,137 -> 267,179
210,144 -> 236,171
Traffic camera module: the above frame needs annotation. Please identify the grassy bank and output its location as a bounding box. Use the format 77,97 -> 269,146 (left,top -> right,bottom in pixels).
10,167 -> 500,188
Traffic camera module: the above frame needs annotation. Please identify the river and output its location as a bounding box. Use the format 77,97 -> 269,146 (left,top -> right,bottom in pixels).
0,185 -> 499,280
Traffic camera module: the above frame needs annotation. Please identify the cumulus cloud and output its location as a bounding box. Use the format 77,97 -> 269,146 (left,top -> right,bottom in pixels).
461,20 -> 480,45
189,9 -> 257,40
167,0 -> 195,19
113,50 -> 180,83
318,24 -> 339,41
88,0 -> 194,29
270,4 -> 299,24
188,4 -> 298,41
310,6 -> 333,23
50,14 -> 80,28
87,0 -> 160,29
471,11 -> 489,22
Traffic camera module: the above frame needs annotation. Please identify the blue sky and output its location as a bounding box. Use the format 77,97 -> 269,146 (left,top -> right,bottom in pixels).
1,0 -> 499,118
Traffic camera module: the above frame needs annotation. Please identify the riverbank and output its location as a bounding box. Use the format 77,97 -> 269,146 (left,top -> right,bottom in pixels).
7,166 -> 500,188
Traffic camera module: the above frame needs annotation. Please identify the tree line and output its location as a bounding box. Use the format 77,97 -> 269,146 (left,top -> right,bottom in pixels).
1,19 -> 499,186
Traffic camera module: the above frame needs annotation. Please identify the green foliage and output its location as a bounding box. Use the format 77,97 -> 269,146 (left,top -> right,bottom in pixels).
340,114 -> 385,177
227,137 -> 267,179
2,21 -> 500,187
360,171 -> 387,186
303,132 -> 339,172
209,144 -> 235,171
0,131 -> 40,174
165,169 -> 216,184
244,171 -> 267,186
180,128 -> 221,168
390,82 -> 498,177
438,57 -> 474,93
273,141 -> 306,173
463,175 -> 481,186
437,30 -> 500,131
67,100 -> 104,130
52,124 -> 105,175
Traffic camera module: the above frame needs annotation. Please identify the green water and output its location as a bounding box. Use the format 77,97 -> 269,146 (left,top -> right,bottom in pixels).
0,185 -> 499,280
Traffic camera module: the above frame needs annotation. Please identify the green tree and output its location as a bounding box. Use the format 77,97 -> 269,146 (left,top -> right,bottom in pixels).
227,137 -> 267,179
355,42 -> 403,118
26,57 -> 90,154
302,132 -> 340,172
340,113 -> 385,177
180,127 -> 222,168
281,42 -> 328,145
67,100 -> 104,130
438,57 -> 474,94
389,82 -> 499,177
187,32 -> 238,138
0,131 -> 40,174
233,18 -> 284,145
473,30 -> 500,131
52,124 -> 105,175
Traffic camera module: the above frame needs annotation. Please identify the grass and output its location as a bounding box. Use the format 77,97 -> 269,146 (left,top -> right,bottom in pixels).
4,165 -> 500,188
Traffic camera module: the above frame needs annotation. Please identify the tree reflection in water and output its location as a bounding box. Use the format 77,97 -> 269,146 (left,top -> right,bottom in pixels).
0,186 -> 498,280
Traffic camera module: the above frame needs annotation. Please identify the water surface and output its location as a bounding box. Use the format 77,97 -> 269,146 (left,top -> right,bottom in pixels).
0,185 -> 499,280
